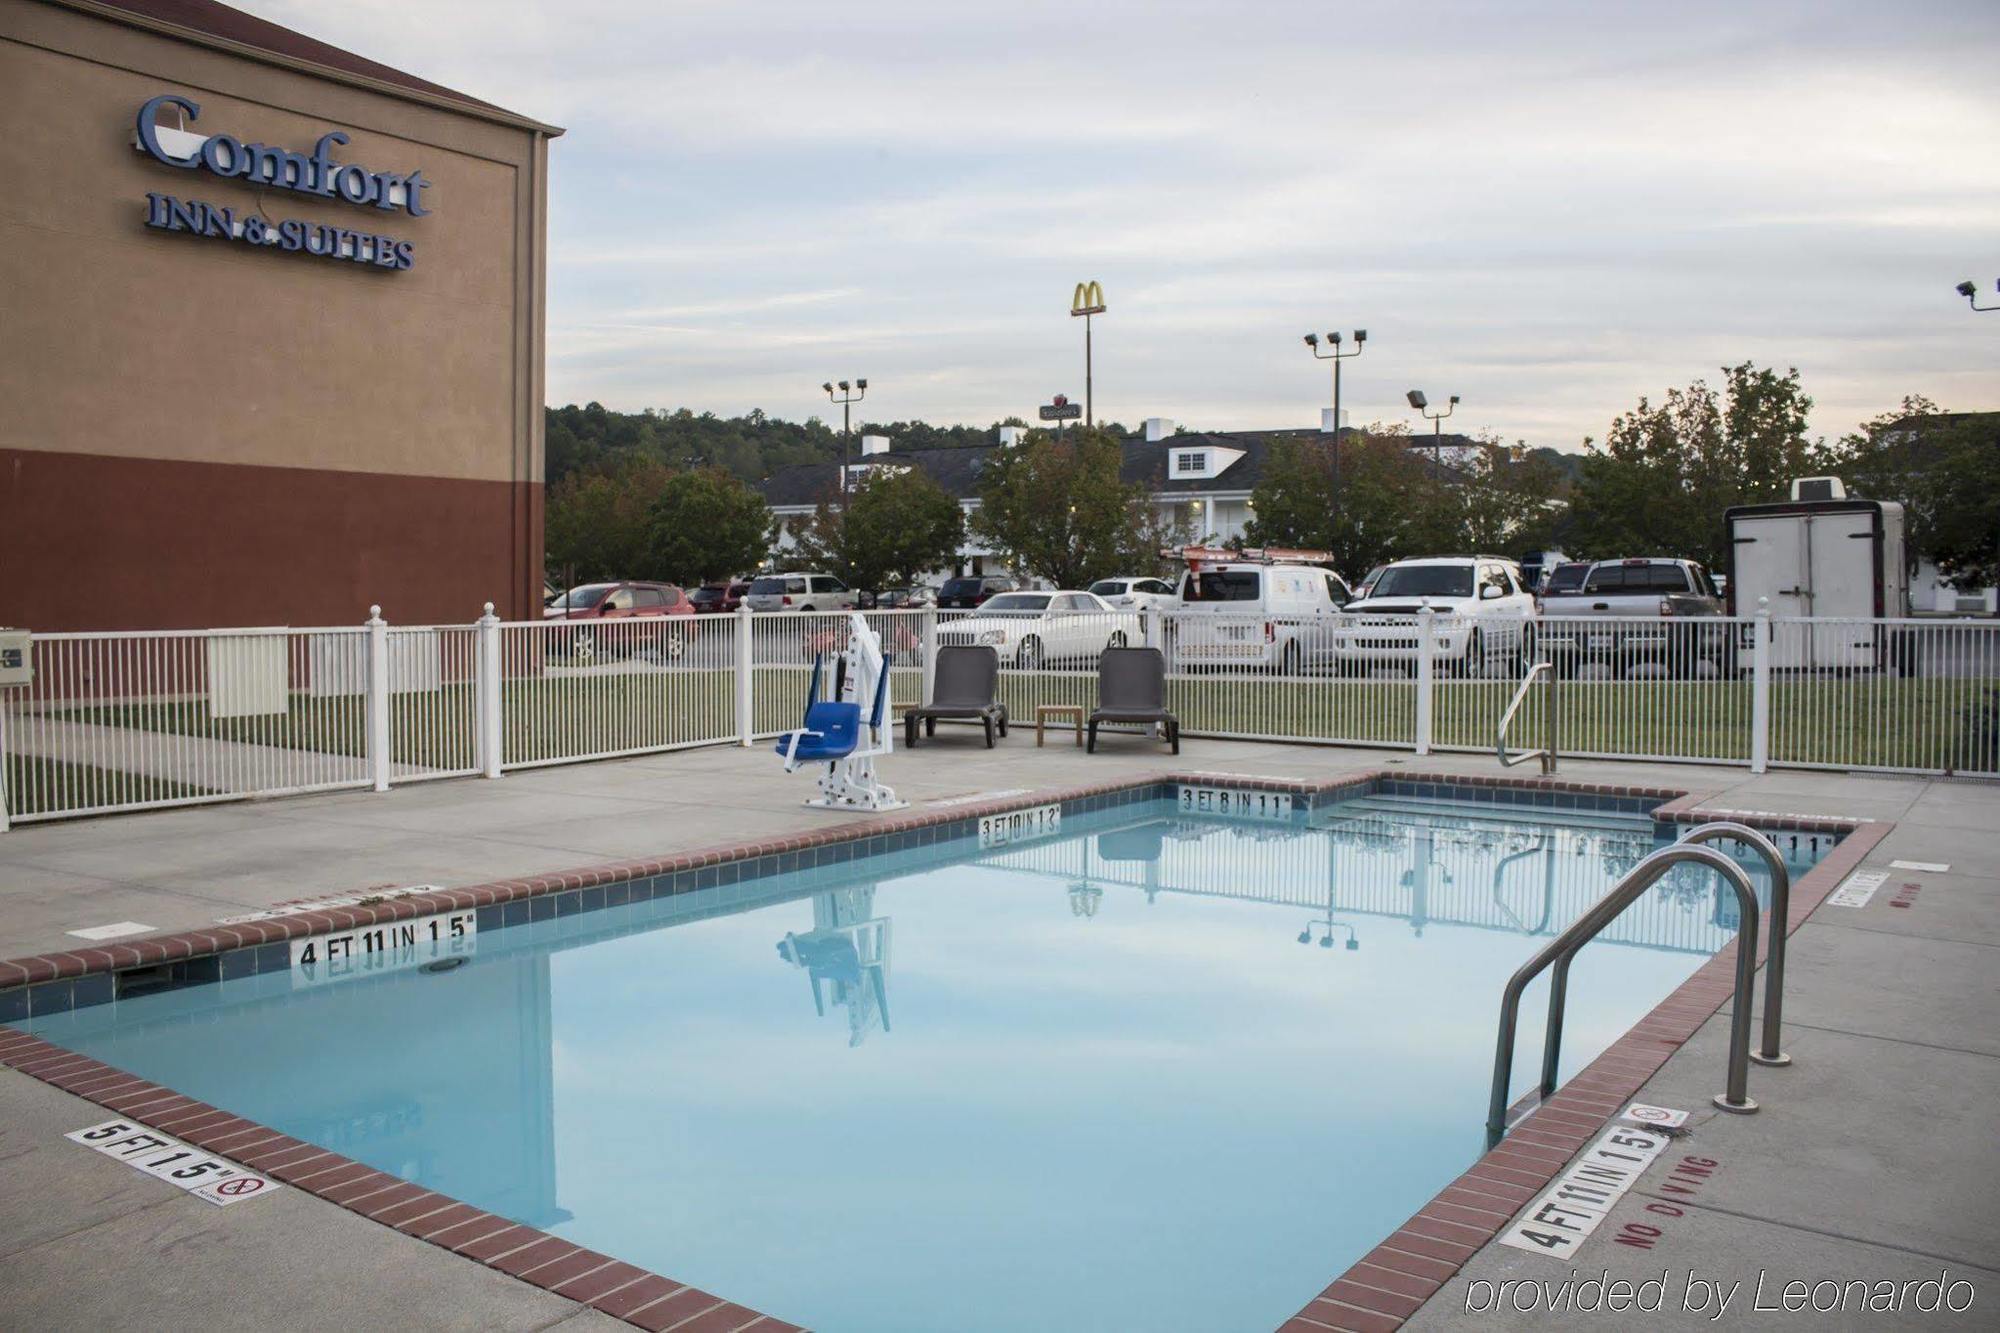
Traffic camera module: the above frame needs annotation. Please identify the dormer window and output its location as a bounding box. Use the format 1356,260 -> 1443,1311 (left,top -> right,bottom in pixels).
1167,445 -> 1244,481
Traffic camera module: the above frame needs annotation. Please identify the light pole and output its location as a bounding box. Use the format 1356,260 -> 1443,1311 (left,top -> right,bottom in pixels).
1406,389 -> 1460,479
1957,279 -> 1998,313
822,378 -> 868,501
1071,281 -> 1106,427
1304,329 -> 1366,499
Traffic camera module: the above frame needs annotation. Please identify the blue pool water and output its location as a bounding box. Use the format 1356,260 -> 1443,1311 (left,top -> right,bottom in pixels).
16,793 -> 1827,1332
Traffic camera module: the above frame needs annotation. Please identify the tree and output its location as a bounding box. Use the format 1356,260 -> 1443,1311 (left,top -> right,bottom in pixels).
1830,398 -> 2000,588
1563,363 -> 1830,568
543,456 -> 673,587
645,466 -> 774,586
972,427 -> 1152,587
787,465 -> 966,590
1244,430 -> 1437,575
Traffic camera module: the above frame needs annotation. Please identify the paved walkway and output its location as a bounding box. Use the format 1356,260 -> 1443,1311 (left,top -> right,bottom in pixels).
1389,776 -> 2000,1332
1,738 -> 1993,1329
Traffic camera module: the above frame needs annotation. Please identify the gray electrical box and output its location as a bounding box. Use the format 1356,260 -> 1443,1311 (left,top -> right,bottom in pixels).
0,629 -> 31,687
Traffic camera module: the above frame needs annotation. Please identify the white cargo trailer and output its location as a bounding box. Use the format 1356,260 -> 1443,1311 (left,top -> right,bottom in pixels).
1725,491 -> 1909,672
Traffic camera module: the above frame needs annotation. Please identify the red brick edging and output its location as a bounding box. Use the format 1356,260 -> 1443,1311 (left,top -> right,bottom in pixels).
1279,813 -> 1893,1333
0,767 -> 1886,1332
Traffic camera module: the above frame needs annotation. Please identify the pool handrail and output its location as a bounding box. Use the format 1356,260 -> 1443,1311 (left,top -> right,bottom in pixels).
1496,660 -> 1556,774
1486,843 -> 1761,1147
1679,821 -> 1793,1067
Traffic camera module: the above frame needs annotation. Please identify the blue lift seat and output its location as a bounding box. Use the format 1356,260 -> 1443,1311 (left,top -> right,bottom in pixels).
775,700 -> 862,763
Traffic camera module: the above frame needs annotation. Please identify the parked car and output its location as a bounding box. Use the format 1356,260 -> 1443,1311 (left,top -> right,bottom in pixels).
1538,561 -> 1592,607
1326,557 -> 1537,675
689,581 -> 750,614
743,572 -> 859,613
1171,557 -> 1354,673
1354,563 -> 1389,600
936,591 -> 1138,669
874,586 -> 937,610
1538,557 -> 1731,677
1087,577 -> 1178,613
541,580 -> 698,662
937,575 -> 1019,609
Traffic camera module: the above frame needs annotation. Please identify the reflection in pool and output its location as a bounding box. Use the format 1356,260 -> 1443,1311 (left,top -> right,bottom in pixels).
16,793 -> 1824,1332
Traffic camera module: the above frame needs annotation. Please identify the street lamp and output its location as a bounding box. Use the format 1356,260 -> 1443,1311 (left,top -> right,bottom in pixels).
1957,279 -> 1997,313
824,378 -> 868,500
1407,388 -> 1460,479
1071,281 -> 1107,427
1305,329 -> 1366,499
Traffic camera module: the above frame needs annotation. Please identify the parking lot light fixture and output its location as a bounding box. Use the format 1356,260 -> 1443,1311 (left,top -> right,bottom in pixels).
825,377 -> 868,506
1958,279 -> 1997,312
1408,389 -> 1460,478
1306,328 -> 1367,499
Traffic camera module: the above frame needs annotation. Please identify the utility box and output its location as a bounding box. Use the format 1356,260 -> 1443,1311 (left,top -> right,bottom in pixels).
0,629 -> 31,687
1725,493 -> 1910,672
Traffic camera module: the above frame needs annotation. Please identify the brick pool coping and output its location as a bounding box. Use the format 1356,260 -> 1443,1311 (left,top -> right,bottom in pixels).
1279,803 -> 1892,1333
0,769 -> 1887,1332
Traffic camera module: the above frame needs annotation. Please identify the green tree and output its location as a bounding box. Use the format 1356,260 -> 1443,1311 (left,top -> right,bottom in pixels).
1831,398 -> 2000,588
787,466 -> 966,590
645,466 -> 774,586
972,427 -> 1151,587
1563,363 -> 1829,568
544,456 -> 673,587
1244,431 -> 1439,575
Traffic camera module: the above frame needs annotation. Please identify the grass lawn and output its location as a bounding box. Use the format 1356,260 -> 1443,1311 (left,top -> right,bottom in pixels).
5,754 -> 214,819
19,665 -> 1994,819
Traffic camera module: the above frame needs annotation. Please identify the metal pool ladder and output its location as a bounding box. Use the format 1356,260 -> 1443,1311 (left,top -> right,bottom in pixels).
1485,825 -> 1793,1147
1496,660 -> 1556,774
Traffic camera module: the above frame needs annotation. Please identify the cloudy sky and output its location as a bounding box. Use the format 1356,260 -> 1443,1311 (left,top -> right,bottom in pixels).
249,0 -> 1997,450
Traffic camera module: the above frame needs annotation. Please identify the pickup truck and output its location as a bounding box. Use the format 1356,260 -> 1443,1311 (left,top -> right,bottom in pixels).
1538,558 -> 1735,677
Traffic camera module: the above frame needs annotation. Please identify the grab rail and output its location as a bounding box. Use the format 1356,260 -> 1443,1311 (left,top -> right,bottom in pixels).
1496,660 -> 1556,774
1680,822 -> 1793,1067
1487,843 -> 1761,1146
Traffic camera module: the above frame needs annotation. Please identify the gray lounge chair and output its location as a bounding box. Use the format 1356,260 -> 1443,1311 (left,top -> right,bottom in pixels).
1088,647 -> 1179,754
904,645 -> 1009,748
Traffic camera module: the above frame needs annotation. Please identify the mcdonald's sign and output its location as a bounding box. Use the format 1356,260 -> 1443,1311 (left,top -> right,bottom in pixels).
1070,280 -> 1106,316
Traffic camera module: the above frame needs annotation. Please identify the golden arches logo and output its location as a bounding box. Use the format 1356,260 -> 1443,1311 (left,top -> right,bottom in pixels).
1070,280 -> 1106,315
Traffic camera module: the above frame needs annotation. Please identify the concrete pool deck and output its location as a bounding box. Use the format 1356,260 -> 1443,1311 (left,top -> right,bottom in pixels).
1,737 -> 1994,1329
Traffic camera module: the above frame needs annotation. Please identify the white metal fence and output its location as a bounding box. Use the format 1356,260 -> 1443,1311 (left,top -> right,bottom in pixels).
2,605 -> 1994,827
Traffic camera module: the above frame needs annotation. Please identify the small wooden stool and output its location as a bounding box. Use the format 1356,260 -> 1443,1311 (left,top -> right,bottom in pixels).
1035,703 -> 1084,748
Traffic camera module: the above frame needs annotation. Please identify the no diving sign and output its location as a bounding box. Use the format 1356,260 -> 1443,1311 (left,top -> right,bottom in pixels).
66,1119 -> 281,1207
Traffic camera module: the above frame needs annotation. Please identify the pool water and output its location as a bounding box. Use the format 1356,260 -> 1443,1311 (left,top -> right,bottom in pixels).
15,793 -> 1825,1332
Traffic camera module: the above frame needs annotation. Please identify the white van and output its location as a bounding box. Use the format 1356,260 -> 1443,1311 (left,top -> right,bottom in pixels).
1170,553 -> 1354,673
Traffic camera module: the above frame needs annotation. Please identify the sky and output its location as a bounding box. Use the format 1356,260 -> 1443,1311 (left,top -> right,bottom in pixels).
245,0 -> 1999,451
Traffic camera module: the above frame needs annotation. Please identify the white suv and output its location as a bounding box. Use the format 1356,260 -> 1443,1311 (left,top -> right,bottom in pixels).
744,572 -> 858,612
1328,556 -> 1537,675
1087,577 -> 1178,612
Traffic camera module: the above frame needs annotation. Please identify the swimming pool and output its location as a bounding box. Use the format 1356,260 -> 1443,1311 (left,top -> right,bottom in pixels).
10,780 -> 1830,1332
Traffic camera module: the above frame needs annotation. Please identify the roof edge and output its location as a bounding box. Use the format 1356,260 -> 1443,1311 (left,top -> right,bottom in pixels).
50,0 -> 566,137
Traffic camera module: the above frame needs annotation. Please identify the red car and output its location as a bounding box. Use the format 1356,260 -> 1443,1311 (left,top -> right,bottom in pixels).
690,581 -> 751,614
542,581 -> 697,661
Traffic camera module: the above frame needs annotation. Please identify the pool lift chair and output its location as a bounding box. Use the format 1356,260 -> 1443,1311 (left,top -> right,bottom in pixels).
775,613 -> 907,812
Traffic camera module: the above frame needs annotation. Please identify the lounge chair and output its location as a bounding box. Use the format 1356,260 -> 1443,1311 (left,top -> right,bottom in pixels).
903,645 -> 1009,748
1088,647 -> 1180,754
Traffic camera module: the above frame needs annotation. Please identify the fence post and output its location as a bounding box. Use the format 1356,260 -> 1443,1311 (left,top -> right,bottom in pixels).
0,706 -> 11,833
735,603 -> 755,747
366,605 -> 391,792
477,603 -> 503,779
1414,603 -> 1435,755
1146,606 -> 1164,651
1750,598 -> 1771,774
920,607 -> 939,706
